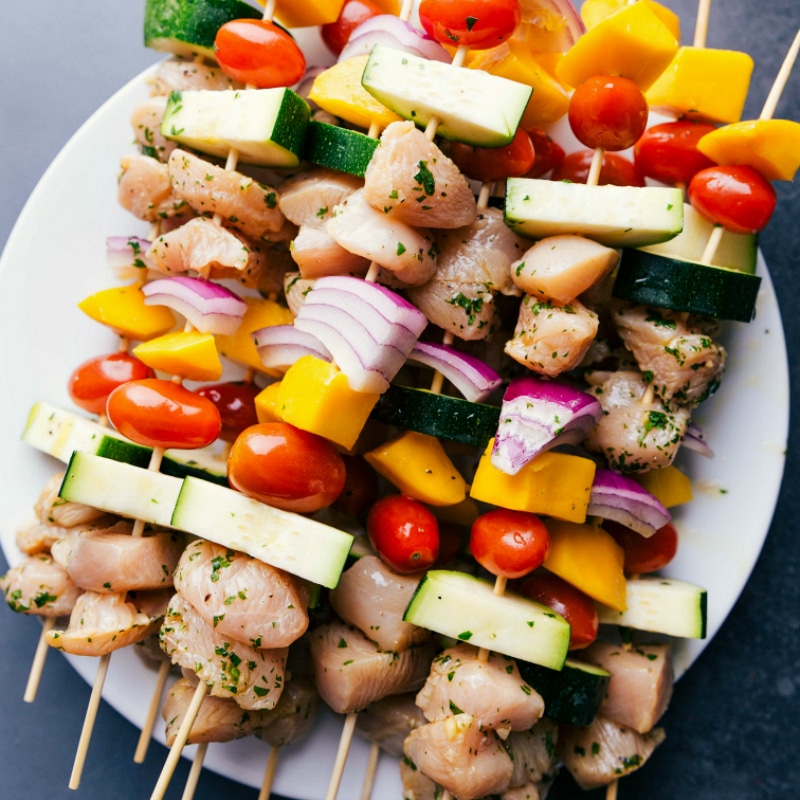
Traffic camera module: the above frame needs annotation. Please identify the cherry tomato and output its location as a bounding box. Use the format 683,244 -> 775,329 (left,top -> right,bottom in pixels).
448,127 -> 535,182
367,494 -> 440,574
604,520 -> 679,575
419,0 -> 521,50
321,0 -> 383,55
470,508 -> 550,579
517,572 -> 599,650
214,19 -> 306,88
106,378 -> 221,450
524,128 -> 566,178
228,422 -> 345,514
68,352 -> 154,415
568,75 -> 649,151
688,164 -> 777,234
195,381 -> 259,443
633,120 -> 718,187
551,149 -> 645,187
331,454 -> 379,517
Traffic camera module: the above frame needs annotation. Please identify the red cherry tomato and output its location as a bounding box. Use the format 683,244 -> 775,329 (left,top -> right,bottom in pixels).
106,378 -> 221,450
68,352 -> 154,416
331,454 -> 379,517
470,508 -> 550,580
688,164 -> 777,234
517,572 -> 599,650
321,0 -> 383,55
633,120 -> 718,187
604,520 -> 679,575
228,422 -> 346,514
195,381 -> 259,443
366,494 -> 440,574
552,149 -> 645,186
524,128 -> 566,178
448,127 -> 535,182
419,0 -> 521,50
568,75 -> 649,151
214,19 -> 306,88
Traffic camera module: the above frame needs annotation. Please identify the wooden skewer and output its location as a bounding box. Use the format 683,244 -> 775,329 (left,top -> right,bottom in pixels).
693,0 -> 712,48
606,778 -> 620,800
760,26 -> 800,121
69,653 -> 111,789
359,742 -> 381,800
134,658 -> 172,763
258,746 -> 282,800
325,710 -> 358,800
23,616 -> 55,703
180,742 -> 208,800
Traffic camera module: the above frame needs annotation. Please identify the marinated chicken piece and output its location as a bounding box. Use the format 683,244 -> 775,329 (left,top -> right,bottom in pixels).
15,517 -> 112,556
557,715 -> 666,790
326,189 -> 438,286
505,296 -> 599,377
167,149 -> 285,240
407,279 -> 496,341
163,674 -> 264,745
613,304 -> 727,407
283,272 -> 316,315
134,630 -> 175,669
46,590 -> 161,656
434,207 -> 526,297
404,713 -> 514,800
582,641 -> 674,734
355,693 -> 428,757
146,217 -> 266,277
131,96 -> 177,162
415,644 -> 544,738
160,593 -> 288,711
149,57 -> 242,95
278,168 -> 363,228
329,556 -> 430,652
1,554 -> 81,617
290,224 -> 371,279
67,527 -> 184,593
501,784 -> 547,800
211,238 -> 294,293
118,153 -> 189,222
363,120 -> 477,229
399,757 -> 439,800
504,719 -> 559,790
309,619 -> 437,714
254,675 -> 320,748
174,540 -> 309,649
34,472 -> 110,528
583,370 -> 691,473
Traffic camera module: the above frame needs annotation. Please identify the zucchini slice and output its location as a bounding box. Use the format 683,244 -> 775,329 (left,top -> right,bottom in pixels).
303,121 -> 379,177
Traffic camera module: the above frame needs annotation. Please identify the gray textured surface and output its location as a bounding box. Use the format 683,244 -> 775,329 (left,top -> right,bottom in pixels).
1,1 -> 799,798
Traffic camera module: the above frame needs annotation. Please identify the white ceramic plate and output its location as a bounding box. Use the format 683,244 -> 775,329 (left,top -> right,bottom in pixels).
0,41 -> 789,799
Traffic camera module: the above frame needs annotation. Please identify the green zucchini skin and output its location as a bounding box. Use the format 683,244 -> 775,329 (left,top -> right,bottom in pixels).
303,121 -> 379,177
613,248 -> 762,323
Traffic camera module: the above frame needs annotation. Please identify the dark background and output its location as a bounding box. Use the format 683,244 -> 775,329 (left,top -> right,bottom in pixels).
1,1 -> 798,798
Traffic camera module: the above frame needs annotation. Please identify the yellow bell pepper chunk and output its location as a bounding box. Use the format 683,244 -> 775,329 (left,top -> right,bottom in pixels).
277,355 -> 380,450
466,41 -> 569,127
216,296 -> 293,376
364,431 -> 467,507
372,0 -> 401,11
646,47 -> 754,124
555,2 -> 678,90
254,381 -> 282,424
544,519 -> 627,611
132,330 -> 222,382
470,444 -> 596,523
78,284 -> 176,341
581,0 -> 680,40
267,0 -> 345,27
634,465 -> 693,508
309,56 -> 402,132
696,119 -> 800,181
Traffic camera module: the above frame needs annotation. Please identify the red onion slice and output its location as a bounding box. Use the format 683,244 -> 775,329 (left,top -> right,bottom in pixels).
682,422 -> 714,458
252,325 -> 332,371
141,276 -> 247,335
339,16 -> 451,63
588,468 -> 671,538
407,342 -> 501,402
106,235 -> 154,277
491,376 -> 602,474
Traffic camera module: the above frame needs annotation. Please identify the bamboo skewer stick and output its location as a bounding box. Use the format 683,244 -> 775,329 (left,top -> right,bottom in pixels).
693,0 -> 712,48
180,742 -> 208,800
325,710 -> 359,800
359,742 -> 381,800
134,658 -> 171,763
69,653 -> 111,789
258,746 -> 282,800
23,617 -> 55,703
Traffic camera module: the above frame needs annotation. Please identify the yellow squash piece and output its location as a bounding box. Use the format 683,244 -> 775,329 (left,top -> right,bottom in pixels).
309,56 -> 402,132
580,0 -> 680,40
646,47 -> 754,124
254,381 -> 282,424
216,296 -> 293,376
78,284 -> 176,341
277,355 -> 380,450
634,465 -> 693,508
268,0 -> 345,27
365,431 -> 467,507
697,119 -> 800,181
543,519 -> 627,611
470,445 -> 596,523
132,330 -> 223,382
556,2 -> 678,90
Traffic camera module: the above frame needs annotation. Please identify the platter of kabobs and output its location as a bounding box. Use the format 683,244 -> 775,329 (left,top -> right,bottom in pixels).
0,0 -> 797,798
